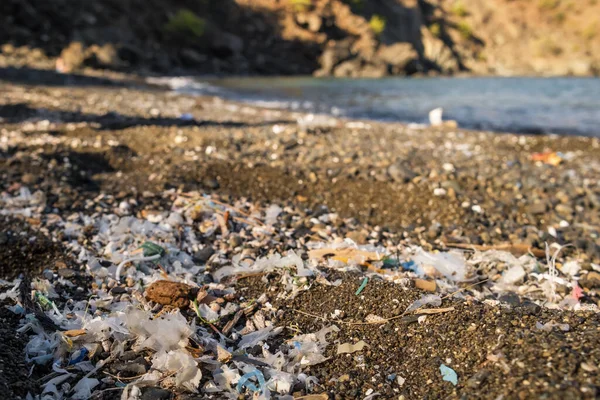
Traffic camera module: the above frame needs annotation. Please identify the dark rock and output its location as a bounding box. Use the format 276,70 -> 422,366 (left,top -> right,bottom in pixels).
141,387 -> 172,400
387,163 -> 416,182
316,38 -> 353,76
466,369 -> 490,388
180,48 -> 207,66
211,32 -> 243,57
499,293 -> 521,307
203,177 -> 219,190
228,234 -> 242,248
115,359 -> 147,375
0,232 -> 8,245
520,300 -> 542,315
193,246 -> 215,263
110,286 -> 127,295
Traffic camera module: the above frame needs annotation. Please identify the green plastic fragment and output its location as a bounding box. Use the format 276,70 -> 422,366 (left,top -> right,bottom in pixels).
34,291 -> 53,310
355,277 -> 369,296
382,257 -> 400,268
141,241 -> 166,257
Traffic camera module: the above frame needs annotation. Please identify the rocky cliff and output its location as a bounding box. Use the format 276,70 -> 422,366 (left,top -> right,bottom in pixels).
1,0 -> 598,77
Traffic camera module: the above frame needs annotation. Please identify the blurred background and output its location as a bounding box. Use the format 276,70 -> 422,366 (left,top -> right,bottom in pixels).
1,0 -> 599,135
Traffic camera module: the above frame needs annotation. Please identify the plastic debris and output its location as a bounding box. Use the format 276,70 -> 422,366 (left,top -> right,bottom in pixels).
412,249 -> 468,281
364,392 -> 380,400
440,364 -> 458,386
429,107 -> 443,126
535,321 -> 570,332
72,377 -> 100,399
531,151 -> 563,166
309,246 -> 383,265
414,279 -> 436,292
237,369 -> 266,394
355,277 -> 369,296
265,204 -> 283,225
68,347 -> 88,365
287,325 -> 339,367
561,261 -> 580,277
337,340 -> 368,355
405,294 -> 442,313
238,325 -> 283,349
297,113 -> 339,131
499,265 -> 526,285
152,349 -> 202,392
572,281 -> 584,301
1,187 -> 597,400
214,251 -> 312,281
428,107 -> 457,128
141,241 -> 166,257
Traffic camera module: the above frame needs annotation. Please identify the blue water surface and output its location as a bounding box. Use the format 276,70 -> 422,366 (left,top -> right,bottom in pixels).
186,76 -> 600,137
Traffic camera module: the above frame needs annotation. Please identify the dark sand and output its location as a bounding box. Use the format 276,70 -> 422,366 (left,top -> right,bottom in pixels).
1,76 -> 600,399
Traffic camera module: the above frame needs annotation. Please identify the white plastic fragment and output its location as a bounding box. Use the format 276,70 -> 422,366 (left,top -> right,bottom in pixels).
115,254 -> 161,281
198,304 -> 220,322
500,265 -> 526,285
412,249 -> 467,281
265,204 -> 283,226
287,325 -> 339,369
560,261 -> 580,277
429,107 -> 443,126
214,251 -> 312,281
125,309 -> 192,352
405,294 -> 442,313
337,340 -> 368,355
152,349 -> 202,392
535,321 -> 570,332
238,325 -> 283,349
72,377 -> 100,399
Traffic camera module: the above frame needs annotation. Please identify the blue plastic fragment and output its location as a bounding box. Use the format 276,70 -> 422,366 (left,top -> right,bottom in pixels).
401,260 -> 418,272
68,347 -> 88,365
440,364 -> 458,386
355,277 -> 369,296
236,369 -> 266,393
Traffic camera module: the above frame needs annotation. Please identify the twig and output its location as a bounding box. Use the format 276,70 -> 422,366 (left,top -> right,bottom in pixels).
103,371 -> 148,381
413,306 -> 455,315
445,242 -> 546,258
